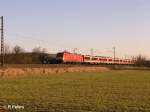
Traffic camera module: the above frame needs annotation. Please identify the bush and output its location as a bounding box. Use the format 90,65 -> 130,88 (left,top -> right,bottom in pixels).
135,55 -> 150,67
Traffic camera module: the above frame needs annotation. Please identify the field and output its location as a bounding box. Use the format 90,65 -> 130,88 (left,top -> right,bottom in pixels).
0,70 -> 150,112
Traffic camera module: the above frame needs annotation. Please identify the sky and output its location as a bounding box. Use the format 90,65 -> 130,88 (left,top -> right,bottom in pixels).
0,0 -> 150,58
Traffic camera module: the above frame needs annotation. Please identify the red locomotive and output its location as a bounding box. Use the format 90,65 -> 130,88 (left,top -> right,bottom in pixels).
56,52 -> 83,63
56,51 -> 135,65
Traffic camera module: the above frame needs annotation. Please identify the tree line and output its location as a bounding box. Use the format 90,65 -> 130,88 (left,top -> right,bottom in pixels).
2,45 -> 55,64
135,55 -> 150,67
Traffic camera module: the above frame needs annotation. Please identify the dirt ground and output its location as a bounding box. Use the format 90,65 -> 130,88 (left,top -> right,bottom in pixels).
0,66 -> 109,77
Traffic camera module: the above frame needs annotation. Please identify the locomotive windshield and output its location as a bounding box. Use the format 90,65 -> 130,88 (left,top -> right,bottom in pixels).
56,53 -> 63,58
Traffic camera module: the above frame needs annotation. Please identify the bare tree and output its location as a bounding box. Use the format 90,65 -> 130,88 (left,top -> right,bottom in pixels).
4,44 -> 11,54
32,47 -> 47,54
42,48 -> 47,53
13,45 -> 25,54
135,54 -> 146,66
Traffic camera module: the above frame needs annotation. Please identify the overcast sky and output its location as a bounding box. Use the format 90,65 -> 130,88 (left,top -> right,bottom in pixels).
0,0 -> 150,58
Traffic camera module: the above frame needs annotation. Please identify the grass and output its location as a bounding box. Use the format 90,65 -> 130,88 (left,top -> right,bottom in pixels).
0,70 -> 150,111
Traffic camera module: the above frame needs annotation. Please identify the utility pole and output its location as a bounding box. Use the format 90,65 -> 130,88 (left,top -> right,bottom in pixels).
1,16 -> 4,67
73,48 -> 78,54
113,47 -> 116,63
90,48 -> 94,56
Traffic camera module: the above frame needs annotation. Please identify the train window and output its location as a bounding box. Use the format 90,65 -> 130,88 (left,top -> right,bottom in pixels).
92,58 -> 98,60
84,57 -> 90,60
102,59 -> 106,61
99,58 -> 102,61
108,59 -> 112,61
